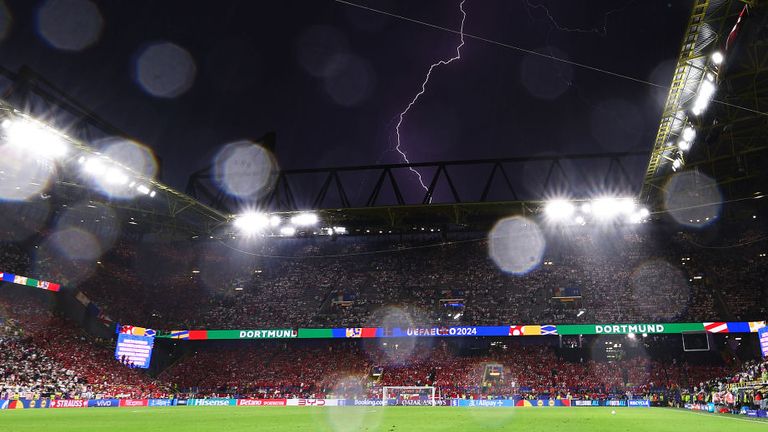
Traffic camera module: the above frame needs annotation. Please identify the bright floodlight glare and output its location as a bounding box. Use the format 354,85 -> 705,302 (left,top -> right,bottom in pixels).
711,51 -> 724,65
682,126 -> 696,142
104,167 -> 129,185
136,184 -> 151,195
591,197 -> 636,220
269,215 -> 281,228
672,158 -> 683,170
638,208 -> 650,218
678,140 -> 691,152
290,212 -> 318,226
544,199 -> 575,221
83,158 -> 106,176
333,226 -> 347,234
280,226 -> 296,236
692,80 -> 716,116
234,212 -> 269,235
5,119 -> 68,158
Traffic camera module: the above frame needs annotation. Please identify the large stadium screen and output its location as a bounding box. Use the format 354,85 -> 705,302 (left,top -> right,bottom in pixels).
760,326 -> 768,358
114,325 -> 156,369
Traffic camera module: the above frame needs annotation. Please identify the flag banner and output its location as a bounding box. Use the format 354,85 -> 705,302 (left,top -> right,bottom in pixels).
0,271 -> 61,292
154,322 -> 765,340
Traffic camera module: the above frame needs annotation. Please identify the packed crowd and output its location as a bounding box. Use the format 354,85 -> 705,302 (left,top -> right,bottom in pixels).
158,339 -> 735,401
6,224 -> 760,331
0,294 -> 168,400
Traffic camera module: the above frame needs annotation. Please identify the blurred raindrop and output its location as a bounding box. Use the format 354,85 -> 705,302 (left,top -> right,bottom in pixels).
135,42 -> 196,98
630,259 -> 690,321
664,171 -> 722,228
36,0 -> 103,51
296,25 -> 350,77
0,144 -> 56,201
488,216 -> 546,275
324,376 -> 383,432
49,227 -> 101,261
590,99 -> 643,151
0,200 -> 51,242
323,54 -> 376,107
214,140 -> 278,199
55,202 -> 119,255
520,47 -> 573,100
86,138 -> 158,199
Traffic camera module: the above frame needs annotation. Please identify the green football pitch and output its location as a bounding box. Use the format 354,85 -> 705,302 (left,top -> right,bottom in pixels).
2,406 -> 767,432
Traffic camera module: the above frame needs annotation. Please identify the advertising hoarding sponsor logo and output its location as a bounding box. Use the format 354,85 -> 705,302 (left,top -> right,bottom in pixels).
148,399 -> 175,407
235,399 -> 287,406
595,324 -> 664,334
350,399 -> 383,406
404,327 -> 478,337
574,400 -> 600,406
88,399 -> 119,408
238,329 -> 297,339
50,400 -> 87,408
119,399 -> 148,407
297,399 -> 325,406
189,399 -> 235,406
628,400 -> 650,407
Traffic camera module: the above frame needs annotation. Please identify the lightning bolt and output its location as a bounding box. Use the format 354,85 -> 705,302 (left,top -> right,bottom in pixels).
394,0 -> 467,198
522,0 -> 636,37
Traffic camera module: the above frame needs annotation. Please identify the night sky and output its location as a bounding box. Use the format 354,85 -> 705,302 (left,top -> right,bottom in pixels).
0,0 -> 692,196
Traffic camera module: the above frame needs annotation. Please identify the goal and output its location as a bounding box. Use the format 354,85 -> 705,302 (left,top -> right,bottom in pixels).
382,386 -> 437,406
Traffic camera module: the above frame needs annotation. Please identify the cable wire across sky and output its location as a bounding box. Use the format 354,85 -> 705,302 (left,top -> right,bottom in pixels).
334,0 -> 768,117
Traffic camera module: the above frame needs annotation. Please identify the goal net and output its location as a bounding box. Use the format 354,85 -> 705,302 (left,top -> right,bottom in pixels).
382,386 -> 436,406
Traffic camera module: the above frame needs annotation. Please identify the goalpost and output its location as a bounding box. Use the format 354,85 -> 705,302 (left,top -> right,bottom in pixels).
382,386 -> 437,406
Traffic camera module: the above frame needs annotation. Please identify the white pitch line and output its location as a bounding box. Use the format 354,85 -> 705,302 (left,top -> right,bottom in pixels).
667,408 -> 768,425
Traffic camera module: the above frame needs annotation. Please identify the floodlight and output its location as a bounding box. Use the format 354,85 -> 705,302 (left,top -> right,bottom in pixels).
136,184 -> 151,195
83,158 -> 107,176
711,51 -> 723,65
672,159 -> 683,170
290,212 -> 318,226
280,226 -> 297,236
544,199 -> 575,221
269,215 -> 281,228
5,119 -> 68,158
104,167 -> 129,185
682,126 -> 696,142
234,212 -> 269,235
691,81 -> 716,116
678,140 -> 691,152
591,198 -> 621,218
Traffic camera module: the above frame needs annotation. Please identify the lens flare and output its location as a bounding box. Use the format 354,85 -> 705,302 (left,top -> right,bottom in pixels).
135,42 -> 196,98
488,216 -> 546,275
214,141 -> 278,199
36,0 -> 103,51
663,171 -> 722,228
0,144 -> 56,201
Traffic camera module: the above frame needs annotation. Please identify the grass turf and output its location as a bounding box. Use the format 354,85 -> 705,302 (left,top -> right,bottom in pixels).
2,406 -> 767,432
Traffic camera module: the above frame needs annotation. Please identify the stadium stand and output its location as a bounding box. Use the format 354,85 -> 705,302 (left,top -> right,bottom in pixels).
9,221 -> 764,330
